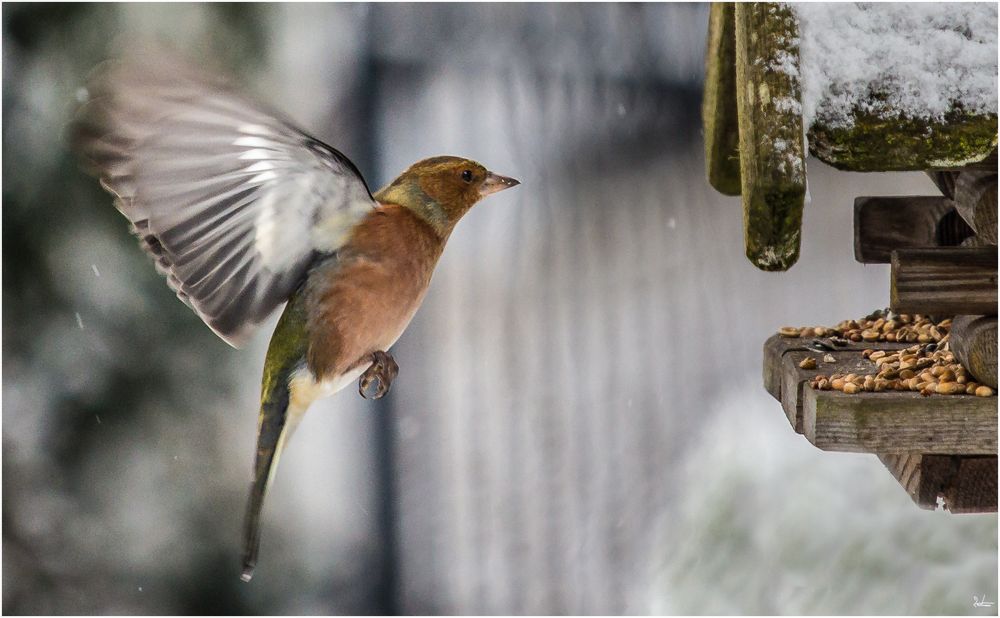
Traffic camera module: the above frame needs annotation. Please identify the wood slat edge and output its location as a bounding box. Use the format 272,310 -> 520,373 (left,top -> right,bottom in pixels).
890,246 -> 998,316
804,388 -> 998,454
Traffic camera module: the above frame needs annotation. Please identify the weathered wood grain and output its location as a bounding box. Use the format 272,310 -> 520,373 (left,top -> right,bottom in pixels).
734,2 -> 806,271
878,453 -> 998,513
763,333 -> 876,398
890,247 -> 998,316
762,333 -> 795,399
779,349 -> 878,434
933,455 -> 999,513
879,453 -> 925,504
853,196 -> 962,263
954,171 -> 998,246
808,110 -> 998,172
803,388 -> 997,454
762,334 -> 910,432
952,315 -> 998,389
702,2 -> 741,196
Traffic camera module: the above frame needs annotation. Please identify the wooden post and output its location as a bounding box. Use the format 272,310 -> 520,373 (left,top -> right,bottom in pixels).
702,2 -> 741,196
890,247 -> 998,316
952,315 -> 998,389
734,2 -> 806,271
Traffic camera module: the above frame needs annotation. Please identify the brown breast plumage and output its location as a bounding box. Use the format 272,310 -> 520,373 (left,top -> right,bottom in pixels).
302,203 -> 446,380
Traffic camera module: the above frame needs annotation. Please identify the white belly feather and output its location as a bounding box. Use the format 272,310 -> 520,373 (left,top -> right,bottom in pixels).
289,363 -> 369,411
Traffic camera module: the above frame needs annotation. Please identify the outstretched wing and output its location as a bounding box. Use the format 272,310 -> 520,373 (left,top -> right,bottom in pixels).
72,56 -> 376,347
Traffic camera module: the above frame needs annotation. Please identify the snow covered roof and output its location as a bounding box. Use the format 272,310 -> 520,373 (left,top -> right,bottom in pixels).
791,3 -> 998,130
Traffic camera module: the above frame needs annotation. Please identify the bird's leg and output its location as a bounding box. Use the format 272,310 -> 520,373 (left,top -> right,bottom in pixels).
359,350 -> 399,400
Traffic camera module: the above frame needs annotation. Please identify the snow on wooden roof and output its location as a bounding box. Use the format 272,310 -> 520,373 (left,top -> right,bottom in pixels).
702,2 -> 997,272
792,3 -> 998,131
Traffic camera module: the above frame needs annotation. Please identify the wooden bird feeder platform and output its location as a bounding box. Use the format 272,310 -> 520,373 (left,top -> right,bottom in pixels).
703,2 -> 999,512
764,335 -> 997,512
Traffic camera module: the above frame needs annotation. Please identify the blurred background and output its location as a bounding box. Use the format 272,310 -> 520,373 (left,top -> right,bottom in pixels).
3,3 -> 996,615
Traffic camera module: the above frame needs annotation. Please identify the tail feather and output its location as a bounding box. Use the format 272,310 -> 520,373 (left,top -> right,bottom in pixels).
241,292 -> 311,581
241,378 -> 304,582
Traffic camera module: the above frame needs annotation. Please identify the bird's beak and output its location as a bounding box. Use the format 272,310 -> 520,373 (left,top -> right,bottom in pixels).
479,171 -> 521,196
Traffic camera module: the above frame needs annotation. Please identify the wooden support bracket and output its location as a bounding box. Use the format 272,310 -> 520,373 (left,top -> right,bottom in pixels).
880,453 -> 998,513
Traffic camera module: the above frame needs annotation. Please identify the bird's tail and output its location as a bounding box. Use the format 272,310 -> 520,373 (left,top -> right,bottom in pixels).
241,375 -> 306,582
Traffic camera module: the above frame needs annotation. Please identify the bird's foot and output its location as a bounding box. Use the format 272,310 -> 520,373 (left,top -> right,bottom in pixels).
359,350 -> 398,400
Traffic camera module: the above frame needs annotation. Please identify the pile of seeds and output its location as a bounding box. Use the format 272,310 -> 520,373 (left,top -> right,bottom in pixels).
778,310 -> 948,344
778,310 -> 995,398
807,344 -> 993,397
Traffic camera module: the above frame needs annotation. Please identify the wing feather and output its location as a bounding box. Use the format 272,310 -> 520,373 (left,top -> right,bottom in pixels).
72,55 -> 376,346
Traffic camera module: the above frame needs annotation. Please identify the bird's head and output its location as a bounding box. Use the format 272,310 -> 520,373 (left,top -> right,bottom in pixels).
375,156 -> 520,237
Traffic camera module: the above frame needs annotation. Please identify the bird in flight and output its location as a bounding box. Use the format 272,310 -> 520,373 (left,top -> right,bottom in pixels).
71,55 -> 519,582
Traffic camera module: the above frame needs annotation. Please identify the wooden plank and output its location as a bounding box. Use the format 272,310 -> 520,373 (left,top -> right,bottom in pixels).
853,196 -> 958,263
952,315 -> 998,389
763,334 -> 910,432
878,453 -> 998,513
702,2 -> 741,196
803,388 -> 998,454
779,348 -> 884,434
890,247 -> 998,316
762,332 -> 884,398
734,2 -> 806,271
808,110 -> 998,172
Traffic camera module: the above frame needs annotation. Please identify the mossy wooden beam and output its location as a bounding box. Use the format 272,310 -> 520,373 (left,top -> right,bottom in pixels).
734,3 -> 806,271
702,2 -> 741,196
808,110 -> 998,172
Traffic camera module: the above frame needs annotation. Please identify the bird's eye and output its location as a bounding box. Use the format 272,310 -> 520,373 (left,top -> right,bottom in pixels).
461,170 -> 473,182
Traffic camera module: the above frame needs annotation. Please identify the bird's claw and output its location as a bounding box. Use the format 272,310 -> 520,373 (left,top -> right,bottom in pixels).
359,350 -> 398,400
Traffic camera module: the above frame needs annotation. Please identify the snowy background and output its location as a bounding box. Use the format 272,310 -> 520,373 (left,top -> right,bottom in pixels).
3,3 -> 997,615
